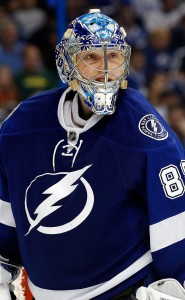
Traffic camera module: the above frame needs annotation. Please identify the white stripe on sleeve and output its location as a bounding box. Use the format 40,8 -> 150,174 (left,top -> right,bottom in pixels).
0,200 -> 16,227
150,211 -> 185,252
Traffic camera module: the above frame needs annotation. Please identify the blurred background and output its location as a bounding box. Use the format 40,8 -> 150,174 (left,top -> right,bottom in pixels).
0,0 -> 184,145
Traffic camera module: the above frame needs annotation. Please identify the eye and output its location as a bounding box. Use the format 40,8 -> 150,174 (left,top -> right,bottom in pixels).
108,52 -> 118,59
108,52 -> 124,64
83,53 -> 98,61
86,54 -> 96,59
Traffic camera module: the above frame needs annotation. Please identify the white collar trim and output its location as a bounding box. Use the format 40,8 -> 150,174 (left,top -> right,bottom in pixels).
58,87 -> 104,133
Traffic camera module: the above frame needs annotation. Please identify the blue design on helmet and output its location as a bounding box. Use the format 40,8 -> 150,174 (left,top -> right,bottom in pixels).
56,9 -> 131,115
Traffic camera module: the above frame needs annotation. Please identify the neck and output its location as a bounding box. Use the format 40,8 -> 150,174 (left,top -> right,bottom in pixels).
78,95 -> 94,120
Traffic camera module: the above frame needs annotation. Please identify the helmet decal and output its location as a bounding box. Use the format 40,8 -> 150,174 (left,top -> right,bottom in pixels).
78,13 -> 116,41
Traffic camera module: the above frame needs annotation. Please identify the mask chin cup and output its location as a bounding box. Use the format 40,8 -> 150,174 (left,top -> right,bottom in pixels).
91,92 -> 116,115
70,78 -> 122,115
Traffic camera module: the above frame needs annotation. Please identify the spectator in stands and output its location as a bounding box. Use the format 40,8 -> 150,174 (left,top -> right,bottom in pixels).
12,0 -> 47,40
147,71 -> 169,119
0,19 -> 25,74
116,4 -> 148,50
28,7 -> 57,72
0,65 -> 19,107
159,90 -> 184,110
15,44 -> 58,100
0,4 -> 10,27
168,104 -> 185,146
131,0 -> 161,20
0,65 -> 20,123
67,0 -> 92,22
143,0 -> 185,32
128,47 -> 147,92
171,7 -> 185,49
145,27 -> 173,74
170,46 -> 185,101
6,0 -> 22,15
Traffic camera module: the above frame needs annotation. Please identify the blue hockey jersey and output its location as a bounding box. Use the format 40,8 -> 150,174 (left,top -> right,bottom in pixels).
0,87 -> 185,300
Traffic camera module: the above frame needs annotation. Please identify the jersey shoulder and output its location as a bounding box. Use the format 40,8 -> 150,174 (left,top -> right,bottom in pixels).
0,87 -> 65,134
102,87 -> 175,149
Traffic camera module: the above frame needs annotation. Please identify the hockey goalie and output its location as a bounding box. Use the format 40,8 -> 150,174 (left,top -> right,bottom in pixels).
1,7 -> 185,300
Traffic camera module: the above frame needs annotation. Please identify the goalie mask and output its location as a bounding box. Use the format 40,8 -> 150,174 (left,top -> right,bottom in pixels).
56,9 -> 131,115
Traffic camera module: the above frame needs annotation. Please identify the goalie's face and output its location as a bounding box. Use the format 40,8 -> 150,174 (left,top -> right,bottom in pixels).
76,48 -> 125,83
69,46 -> 128,115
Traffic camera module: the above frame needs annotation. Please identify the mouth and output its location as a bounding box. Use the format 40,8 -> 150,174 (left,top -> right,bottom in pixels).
95,76 -> 115,82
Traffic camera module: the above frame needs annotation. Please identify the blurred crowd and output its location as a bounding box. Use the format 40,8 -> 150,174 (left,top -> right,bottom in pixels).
0,0 -> 185,145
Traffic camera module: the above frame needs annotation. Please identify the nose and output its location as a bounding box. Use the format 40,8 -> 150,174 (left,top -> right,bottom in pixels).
96,57 -> 105,70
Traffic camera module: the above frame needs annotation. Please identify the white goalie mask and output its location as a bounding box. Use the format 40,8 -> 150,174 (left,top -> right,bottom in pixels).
55,9 -> 131,115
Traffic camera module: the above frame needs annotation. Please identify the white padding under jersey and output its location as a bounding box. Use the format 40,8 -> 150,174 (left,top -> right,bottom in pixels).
0,264 -> 12,300
0,200 -> 16,227
136,278 -> 185,300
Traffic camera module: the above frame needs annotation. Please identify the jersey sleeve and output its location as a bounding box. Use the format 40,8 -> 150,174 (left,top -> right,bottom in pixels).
0,151 -> 21,263
146,135 -> 185,284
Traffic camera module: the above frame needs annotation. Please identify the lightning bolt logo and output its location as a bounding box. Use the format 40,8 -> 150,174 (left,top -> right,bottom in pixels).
139,114 -> 168,141
25,165 -> 94,235
150,119 -> 158,135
